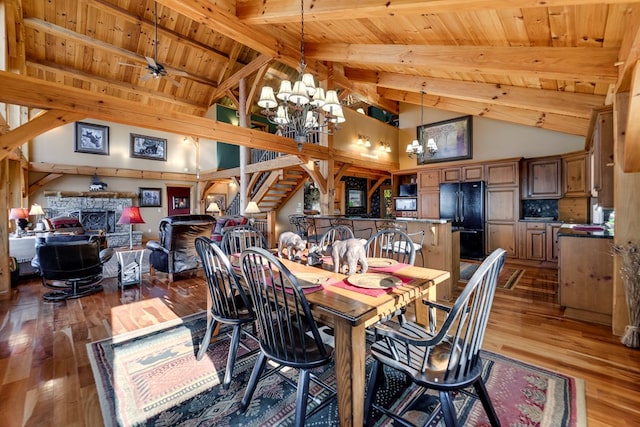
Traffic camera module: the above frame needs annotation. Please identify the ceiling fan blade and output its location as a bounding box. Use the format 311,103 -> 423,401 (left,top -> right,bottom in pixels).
165,76 -> 182,87
118,62 -> 147,70
140,73 -> 154,82
145,56 -> 157,68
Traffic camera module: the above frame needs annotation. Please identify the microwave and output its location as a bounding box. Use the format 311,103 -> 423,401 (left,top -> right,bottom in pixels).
394,197 -> 417,211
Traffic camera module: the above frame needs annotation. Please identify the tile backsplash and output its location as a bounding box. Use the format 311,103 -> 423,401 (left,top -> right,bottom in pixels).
521,199 -> 559,219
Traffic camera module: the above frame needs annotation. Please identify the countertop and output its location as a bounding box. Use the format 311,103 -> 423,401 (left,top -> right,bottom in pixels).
558,224 -> 614,239
519,217 -> 561,222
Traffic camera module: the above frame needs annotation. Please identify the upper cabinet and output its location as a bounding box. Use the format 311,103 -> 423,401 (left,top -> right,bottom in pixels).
521,156 -> 562,199
440,165 -> 484,183
562,151 -> 590,197
588,107 -> 614,208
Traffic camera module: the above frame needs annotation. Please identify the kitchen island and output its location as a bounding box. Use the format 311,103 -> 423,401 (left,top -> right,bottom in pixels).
558,225 -> 614,325
309,216 -> 458,301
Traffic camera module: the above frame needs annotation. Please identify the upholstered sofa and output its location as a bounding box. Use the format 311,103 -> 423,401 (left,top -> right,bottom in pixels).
210,215 -> 249,244
42,215 -> 107,247
146,214 -> 216,282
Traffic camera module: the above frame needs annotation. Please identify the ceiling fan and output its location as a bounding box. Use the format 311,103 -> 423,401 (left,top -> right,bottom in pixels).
119,2 -> 187,87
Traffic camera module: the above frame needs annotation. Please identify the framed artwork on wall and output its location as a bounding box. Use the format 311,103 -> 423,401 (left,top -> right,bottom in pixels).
130,134 -> 167,161
75,122 -> 109,155
417,115 -> 472,164
173,196 -> 190,210
348,189 -> 364,208
205,193 -> 226,212
139,187 -> 162,207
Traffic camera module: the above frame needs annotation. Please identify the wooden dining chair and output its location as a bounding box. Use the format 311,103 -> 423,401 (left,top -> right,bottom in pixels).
364,248 -> 507,427
317,225 -> 354,251
365,229 -> 417,266
239,247 -> 336,427
220,224 -> 269,256
194,237 -> 257,389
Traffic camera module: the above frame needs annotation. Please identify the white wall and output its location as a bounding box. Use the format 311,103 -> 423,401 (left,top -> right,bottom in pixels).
29,119 -> 219,240
398,104 -> 585,170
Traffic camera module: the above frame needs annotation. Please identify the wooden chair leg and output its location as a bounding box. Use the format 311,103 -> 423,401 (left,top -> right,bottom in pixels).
223,325 -> 243,389
294,369 -> 311,427
241,351 -> 268,411
196,318 -> 217,361
439,390 -> 458,427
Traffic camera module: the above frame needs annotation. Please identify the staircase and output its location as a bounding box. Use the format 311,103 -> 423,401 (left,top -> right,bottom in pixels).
249,167 -> 307,213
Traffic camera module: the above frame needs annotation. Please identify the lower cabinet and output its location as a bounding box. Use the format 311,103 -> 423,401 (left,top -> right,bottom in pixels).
558,235 -> 613,325
486,222 -> 517,257
517,221 -> 562,263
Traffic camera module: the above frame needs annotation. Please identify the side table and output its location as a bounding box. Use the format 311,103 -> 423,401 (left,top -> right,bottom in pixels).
115,246 -> 146,287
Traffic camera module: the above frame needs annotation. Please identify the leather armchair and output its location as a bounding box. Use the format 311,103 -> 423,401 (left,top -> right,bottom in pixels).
147,214 -> 215,282
32,235 -> 114,302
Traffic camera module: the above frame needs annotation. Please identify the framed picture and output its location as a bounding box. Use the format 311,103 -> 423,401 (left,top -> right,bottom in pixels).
348,189 -> 364,208
417,115 -> 472,164
130,133 -> 167,161
173,196 -> 190,210
205,193 -> 226,213
75,122 -> 109,155
139,187 -> 162,207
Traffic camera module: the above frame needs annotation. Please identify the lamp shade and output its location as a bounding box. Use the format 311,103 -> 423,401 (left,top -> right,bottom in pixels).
117,206 -> 145,225
206,202 -> 220,213
9,208 -> 29,220
245,201 -> 261,214
29,204 -> 45,216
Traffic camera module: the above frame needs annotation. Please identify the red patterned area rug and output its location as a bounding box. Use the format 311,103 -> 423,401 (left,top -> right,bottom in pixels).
459,261 -> 525,290
87,312 -> 586,426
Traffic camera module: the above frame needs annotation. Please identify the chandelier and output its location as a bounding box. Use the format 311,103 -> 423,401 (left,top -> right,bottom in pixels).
257,0 -> 345,151
407,90 -> 438,158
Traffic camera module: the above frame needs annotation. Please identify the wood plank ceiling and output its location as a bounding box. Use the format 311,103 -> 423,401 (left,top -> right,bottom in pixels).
4,0 -> 640,139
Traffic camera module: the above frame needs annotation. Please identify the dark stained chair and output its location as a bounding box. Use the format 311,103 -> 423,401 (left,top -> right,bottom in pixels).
288,214 -> 320,245
239,247 -> 335,427
317,224 -> 354,251
194,236 -> 257,389
219,224 -> 269,256
146,214 -> 215,282
364,248 -> 507,427
32,235 -> 114,302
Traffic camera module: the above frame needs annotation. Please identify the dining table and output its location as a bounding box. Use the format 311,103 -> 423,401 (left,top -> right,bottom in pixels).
277,257 -> 451,427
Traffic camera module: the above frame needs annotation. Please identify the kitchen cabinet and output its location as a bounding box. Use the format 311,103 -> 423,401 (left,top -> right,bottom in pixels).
559,233 -> 613,325
521,157 -> 562,199
440,165 -> 483,183
419,191 -> 440,219
484,160 -> 520,258
419,170 -> 440,188
562,151 -> 590,196
588,107 -> 614,208
546,222 -> 561,262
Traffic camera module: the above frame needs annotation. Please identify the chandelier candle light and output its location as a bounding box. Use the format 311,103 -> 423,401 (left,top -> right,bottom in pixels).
257,0 -> 345,151
407,90 -> 438,158
117,206 -> 145,250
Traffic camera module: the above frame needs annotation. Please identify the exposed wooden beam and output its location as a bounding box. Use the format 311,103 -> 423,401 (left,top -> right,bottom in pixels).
23,18 -> 218,88
237,0 -> 634,23
307,45 -> 618,83
27,60 -> 207,115
368,177 -> 387,199
300,160 -> 328,194
380,88 -> 590,136
0,110 -> 85,161
0,71 -> 330,159
28,162 -> 197,182
246,63 -> 271,115
623,61 -> 640,172
332,148 -> 399,172
200,155 -> 304,180
28,173 -> 63,196
334,163 -> 351,184
209,55 -> 273,102
346,69 -> 605,119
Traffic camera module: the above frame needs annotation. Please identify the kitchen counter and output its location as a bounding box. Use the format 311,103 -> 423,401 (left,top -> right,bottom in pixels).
519,217 -> 559,222
558,225 -> 613,239
395,217 -> 451,224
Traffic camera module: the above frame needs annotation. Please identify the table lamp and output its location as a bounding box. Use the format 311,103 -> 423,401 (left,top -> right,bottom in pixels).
9,207 -> 29,236
29,204 -> 45,231
117,206 -> 145,249
206,202 -> 220,216
245,201 -> 261,225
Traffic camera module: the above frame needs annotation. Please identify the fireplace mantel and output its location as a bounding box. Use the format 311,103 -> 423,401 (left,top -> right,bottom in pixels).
44,191 -> 138,199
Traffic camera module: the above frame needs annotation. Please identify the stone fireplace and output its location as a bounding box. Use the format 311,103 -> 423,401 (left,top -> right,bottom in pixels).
44,191 -> 143,247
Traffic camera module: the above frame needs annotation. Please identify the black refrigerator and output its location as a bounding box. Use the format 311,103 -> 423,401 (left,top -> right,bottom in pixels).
439,181 -> 485,260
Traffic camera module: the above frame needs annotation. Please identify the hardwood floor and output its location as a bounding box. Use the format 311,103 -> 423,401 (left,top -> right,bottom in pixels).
1,262 -> 639,426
